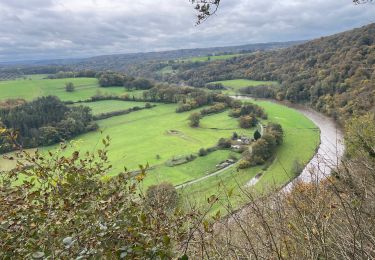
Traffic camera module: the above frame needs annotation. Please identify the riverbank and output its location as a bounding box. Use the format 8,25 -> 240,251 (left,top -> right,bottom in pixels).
233,95 -> 345,189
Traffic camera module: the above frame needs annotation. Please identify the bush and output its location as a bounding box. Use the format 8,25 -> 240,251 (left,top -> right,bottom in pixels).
237,159 -> 252,169
145,182 -> 178,211
239,115 -> 257,129
254,129 -> 262,140
200,103 -> 227,115
189,112 -> 201,127
199,148 -> 208,156
65,82 -> 75,92
292,159 -> 304,175
218,138 -> 232,149
0,139 -> 197,259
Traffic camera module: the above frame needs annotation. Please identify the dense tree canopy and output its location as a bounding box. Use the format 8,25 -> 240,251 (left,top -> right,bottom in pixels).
0,96 -> 97,152
166,23 -> 375,123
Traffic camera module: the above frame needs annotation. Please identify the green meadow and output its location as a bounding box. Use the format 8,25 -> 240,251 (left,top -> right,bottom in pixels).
0,105 -> 249,175
72,100 -> 151,115
0,77 -> 127,102
209,79 -> 278,95
180,99 -> 320,210
0,76 -> 319,208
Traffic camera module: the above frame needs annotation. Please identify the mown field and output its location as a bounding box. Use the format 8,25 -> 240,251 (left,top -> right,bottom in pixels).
72,100 -> 150,115
0,103 -> 250,176
0,76 -> 320,210
0,77 -> 142,102
180,99 -> 320,211
209,79 -> 278,95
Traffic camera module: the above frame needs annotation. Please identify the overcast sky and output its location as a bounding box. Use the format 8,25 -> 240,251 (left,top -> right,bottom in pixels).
0,0 -> 374,62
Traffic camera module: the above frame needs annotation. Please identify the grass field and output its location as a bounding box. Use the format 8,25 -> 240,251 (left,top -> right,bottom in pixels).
72,100 -> 152,115
0,105 -> 249,175
179,99 -> 320,211
209,79 -> 278,95
0,77 -> 128,102
0,77 -> 320,211
142,150 -> 241,188
0,98 -> 319,195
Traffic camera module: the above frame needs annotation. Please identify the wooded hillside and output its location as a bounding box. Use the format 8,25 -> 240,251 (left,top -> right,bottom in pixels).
174,24 -> 375,122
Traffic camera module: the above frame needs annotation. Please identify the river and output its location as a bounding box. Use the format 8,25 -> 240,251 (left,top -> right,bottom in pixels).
232,96 -> 345,190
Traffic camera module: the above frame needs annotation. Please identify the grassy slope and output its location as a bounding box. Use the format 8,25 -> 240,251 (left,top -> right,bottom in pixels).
0,77 -> 320,209
180,99 -> 320,211
142,150 -> 241,188
0,77 -> 126,102
0,106 -> 246,175
0,99 -> 319,197
209,79 -> 278,95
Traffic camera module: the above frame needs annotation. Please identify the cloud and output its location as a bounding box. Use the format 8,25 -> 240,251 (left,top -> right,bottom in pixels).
0,0 -> 374,61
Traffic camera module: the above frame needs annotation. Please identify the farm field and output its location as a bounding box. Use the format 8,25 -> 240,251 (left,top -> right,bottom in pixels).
209,79 -> 278,95
72,100 -> 151,115
0,77 -> 319,208
0,77 -> 131,102
0,104 -> 249,174
180,99 -> 320,210
142,150 -> 241,188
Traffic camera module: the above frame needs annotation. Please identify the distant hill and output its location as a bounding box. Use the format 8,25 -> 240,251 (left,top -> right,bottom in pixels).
173,23 -> 375,122
0,41 -> 302,73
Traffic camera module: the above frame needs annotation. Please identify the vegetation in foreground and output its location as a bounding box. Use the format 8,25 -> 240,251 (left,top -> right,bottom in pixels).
1,111 -> 374,259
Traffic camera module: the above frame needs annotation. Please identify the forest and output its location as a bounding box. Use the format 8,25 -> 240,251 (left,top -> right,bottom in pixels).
125,24 -> 375,123
0,96 -> 97,152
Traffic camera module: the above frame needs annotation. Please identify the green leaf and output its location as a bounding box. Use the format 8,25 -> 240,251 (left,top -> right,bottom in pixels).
179,254 -> 189,260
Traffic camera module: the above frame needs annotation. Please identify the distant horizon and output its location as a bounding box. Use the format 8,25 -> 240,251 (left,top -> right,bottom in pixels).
0,0 -> 373,62
0,39 -> 306,64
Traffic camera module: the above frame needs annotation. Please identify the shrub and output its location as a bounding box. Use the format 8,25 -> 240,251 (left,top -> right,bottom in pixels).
200,103 -> 227,115
0,139 -> 195,259
254,129 -> 262,140
266,123 -> 283,144
237,159 -> 252,169
218,138 -> 232,149
292,159 -> 304,175
189,112 -> 201,127
145,182 -> 178,211
239,115 -> 257,129
65,82 -> 75,92
199,148 -> 208,156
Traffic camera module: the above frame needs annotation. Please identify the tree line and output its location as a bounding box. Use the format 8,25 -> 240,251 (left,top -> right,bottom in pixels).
0,96 -> 97,153
151,24 -> 374,123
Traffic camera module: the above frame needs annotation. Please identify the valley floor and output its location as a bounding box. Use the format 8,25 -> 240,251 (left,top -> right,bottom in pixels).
0,76 -> 320,211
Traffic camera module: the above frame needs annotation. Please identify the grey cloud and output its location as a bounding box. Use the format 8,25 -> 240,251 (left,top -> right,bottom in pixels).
0,0 -> 374,61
